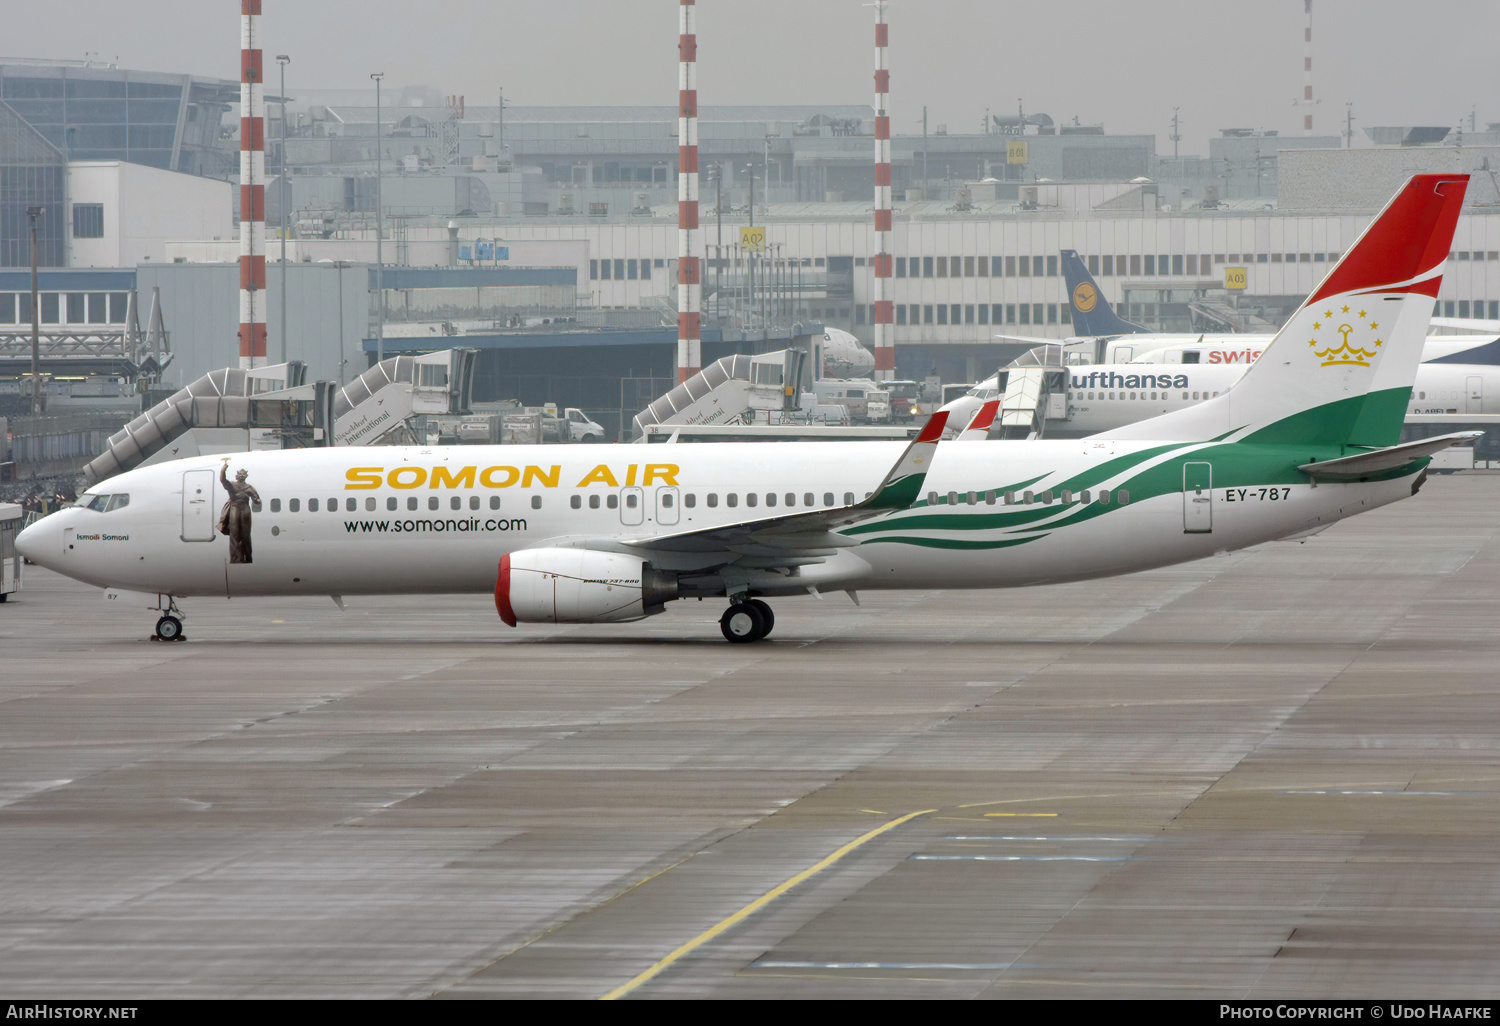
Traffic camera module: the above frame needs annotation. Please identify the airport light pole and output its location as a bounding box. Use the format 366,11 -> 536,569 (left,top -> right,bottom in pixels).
745,167 -> 756,328
277,54 -> 290,365
26,205 -> 42,415
371,72 -> 385,365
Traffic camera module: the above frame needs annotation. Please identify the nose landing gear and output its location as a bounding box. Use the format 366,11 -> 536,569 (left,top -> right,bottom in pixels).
720,598 -> 775,643
152,597 -> 186,642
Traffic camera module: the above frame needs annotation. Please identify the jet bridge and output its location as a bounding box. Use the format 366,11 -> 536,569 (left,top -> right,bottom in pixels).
994,346 -> 1068,439
332,349 -> 477,445
632,349 -> 805,439
82,364 -> 315,486
81,349 -> 478,486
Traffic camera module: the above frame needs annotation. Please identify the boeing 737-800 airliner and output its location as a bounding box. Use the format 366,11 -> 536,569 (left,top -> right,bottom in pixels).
17,175 -> 1476,643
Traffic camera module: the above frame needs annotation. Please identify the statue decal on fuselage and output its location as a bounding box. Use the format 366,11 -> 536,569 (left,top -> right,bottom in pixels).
218,462 -> 260,564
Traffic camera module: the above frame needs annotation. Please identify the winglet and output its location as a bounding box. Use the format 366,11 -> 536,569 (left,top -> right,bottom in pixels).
864,411 -> 948,509
956,399 -> 999,442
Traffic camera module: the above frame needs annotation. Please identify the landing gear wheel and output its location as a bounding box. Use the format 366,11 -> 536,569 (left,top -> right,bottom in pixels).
747,599 -> 775,637
155,615 -> 184,642
720,602 -> 766,643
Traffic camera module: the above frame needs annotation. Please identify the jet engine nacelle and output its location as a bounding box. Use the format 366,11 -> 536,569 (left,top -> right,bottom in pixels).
495,547 -> 678,626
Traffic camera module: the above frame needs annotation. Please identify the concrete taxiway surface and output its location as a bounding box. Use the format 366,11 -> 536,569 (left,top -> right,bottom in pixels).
2,474 -> 1499,999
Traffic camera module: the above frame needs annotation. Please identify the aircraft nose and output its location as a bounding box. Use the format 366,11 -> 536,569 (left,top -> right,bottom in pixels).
16,515 -> 56,568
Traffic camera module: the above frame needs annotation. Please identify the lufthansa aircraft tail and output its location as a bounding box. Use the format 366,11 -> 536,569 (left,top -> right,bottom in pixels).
1061,249 -> 1148,336
1101,174 -> 1469,448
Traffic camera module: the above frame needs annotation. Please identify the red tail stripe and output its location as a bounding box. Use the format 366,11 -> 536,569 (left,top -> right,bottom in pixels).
1307,174 -> 1467,305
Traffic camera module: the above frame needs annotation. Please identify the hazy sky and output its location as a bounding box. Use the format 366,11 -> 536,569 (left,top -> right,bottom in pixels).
7,1 -> 1498,153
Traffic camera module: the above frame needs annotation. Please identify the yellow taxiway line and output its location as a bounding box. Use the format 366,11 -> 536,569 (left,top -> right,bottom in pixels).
600,808 -> 936,1000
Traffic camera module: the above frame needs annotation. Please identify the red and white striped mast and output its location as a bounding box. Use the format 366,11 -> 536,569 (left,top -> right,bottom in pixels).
676,0 -> 702,383
871,0 -> 894,381
239,0 -> 267,368
1302,0 -> 1315,135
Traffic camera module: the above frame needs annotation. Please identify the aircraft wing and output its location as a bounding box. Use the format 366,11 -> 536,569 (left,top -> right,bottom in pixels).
992,333 -> 1063,347
621,411 -> 949,558
1431,317 -> 1500,332
1298,432 -> 1482,480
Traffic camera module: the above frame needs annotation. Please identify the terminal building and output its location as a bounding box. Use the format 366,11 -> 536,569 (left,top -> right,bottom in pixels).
2,58 -> 1498,422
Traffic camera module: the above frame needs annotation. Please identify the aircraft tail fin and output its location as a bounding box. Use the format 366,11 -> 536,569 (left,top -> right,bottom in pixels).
1061,249 -> 1148,336
1099,174 -> 1469,448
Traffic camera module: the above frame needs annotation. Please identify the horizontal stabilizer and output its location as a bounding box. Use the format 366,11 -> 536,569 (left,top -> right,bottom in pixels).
1299,432 -> 1482,479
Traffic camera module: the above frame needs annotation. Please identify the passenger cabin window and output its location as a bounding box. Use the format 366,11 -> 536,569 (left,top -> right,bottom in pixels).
844,492 -> 855,505
309,499 -> 319,512
271,498 -> 282,513
570,495 -> 581,509
1118,490 -> 1130,504
428,497 -> 439,511
607,495 -> 619,509
407,498 -> 417,511
786,493 -> 796,507
328,498 -> 337,512
490,496 -> 501,510
823,492 -> 834,505
746,494 -> 758,508
765,493 -> 776,507
626,493 -> 638,509
804,493 -> 814,506
451,496 -> 462,511
469,496 -> 479,511
727,494 -> 738,508
531,496 -> 542,509
289,498 -> 300,512
661,494 -> 674,508
707,494 -> 718,508
387,497 -> 397,511
684,494 -> 696,508
590,495 -> 601,509
366,498 -> 376,512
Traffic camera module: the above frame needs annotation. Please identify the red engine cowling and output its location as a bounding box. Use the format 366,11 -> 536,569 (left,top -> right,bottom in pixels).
495,548 -> 679,626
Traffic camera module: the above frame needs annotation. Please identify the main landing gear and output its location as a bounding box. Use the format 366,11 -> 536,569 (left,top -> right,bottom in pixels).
152,597 -> 186,642
720,598 -> 775,643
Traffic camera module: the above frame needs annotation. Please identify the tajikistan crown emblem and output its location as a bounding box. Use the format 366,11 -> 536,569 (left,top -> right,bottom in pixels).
1308,304 -> 1383,367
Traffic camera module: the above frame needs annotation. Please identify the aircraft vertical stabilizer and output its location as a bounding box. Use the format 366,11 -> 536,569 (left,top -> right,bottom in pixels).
1100,175 -> 1469,447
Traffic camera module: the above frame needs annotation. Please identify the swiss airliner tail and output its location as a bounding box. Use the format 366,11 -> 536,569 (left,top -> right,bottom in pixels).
1100,174 -> 1469,448
1061,249 -> 1149,336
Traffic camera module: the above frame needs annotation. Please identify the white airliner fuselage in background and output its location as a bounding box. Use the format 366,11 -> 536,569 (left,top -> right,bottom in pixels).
16,174 -> 1479,643
945,354 -> 1500,437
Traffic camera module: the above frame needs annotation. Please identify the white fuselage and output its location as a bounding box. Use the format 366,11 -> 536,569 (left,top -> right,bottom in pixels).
946,358 -> 1500,437
22,441 -> 1415,603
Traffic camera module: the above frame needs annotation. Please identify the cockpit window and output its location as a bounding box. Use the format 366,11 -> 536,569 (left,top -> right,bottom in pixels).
77,493 -> 129,512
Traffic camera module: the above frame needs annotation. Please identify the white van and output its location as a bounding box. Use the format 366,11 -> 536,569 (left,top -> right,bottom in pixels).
812,379 -> 882,421
0,503 -> 22,602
